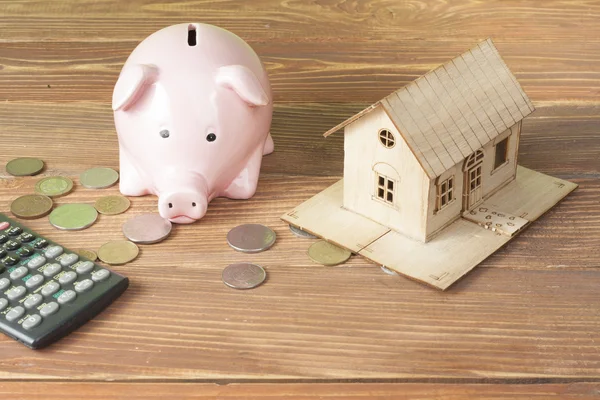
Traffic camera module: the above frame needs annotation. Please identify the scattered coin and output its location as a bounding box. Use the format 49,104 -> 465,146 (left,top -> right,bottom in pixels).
289,224 -> 318,239
122,213 -> 172,244
380,265 -> 399,276
97,240 -> 139,265
75,248 -> 98,262
48,203 -> 98,231
6,157 -> 45,176
307,240 -> 352,266
222,263 -> 267,290
35,176 -> 74,197
95,195 -> 131,215
10,194 -> 53,219
80,167 -> 119,189
227,224 -> 276,253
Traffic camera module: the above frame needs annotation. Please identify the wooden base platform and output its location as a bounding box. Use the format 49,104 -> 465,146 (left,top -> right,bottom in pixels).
282,166 -> 577,290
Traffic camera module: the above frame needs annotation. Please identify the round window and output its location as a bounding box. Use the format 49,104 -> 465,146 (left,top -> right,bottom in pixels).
378,129 -> 395,148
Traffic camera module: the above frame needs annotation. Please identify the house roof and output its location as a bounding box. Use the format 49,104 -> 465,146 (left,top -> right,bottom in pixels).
323,39 -> 535,178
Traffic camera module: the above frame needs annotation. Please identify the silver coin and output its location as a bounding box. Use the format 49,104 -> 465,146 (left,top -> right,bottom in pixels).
380,265 -> 399,276
226,224 -> 276,253
222,263 -> 266,290
122,213 -> 172,244
289,224 -> 318,239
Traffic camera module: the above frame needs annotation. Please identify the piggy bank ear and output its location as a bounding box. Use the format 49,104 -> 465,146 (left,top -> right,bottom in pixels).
112,64 -> 159,111
215,65 -> 269,107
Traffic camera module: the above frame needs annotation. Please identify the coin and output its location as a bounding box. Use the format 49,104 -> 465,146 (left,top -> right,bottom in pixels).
35,176 -> 74,197
289,224 -> 318,239
95,195 -> 131,215
6,157 -> 45,176
80,167 -> 119,189
122,213 -> 172,244
75,248 -> 97,262
10,194 -> 53,219
227,224 -> 276,253
97,240 -> 139,265
222,263 -> 267,290
48,203 -> 98,230
307,240 -> 352,266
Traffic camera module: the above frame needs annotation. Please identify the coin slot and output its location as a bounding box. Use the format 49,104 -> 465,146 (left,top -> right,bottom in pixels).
187,24 -> 197,46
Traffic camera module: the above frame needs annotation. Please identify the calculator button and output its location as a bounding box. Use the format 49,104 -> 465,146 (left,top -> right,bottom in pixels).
7,227 -> 22,236
57,290 -> 76,304
58,271 -> 77,285
40,302 -> 59,317
43,263 -> 61,277
0,249 -> 6,259
5,306 -> 25,322
27,255 -> 46,269
6,286 -> 26,301
75,279 -> 94,293
60,253 -> 79,267
91,269 -> 110,282
20,233 -> 35,243
24,293 -> 43,309
22,314 -> 42,330
10,266 -> 28,280
45,245 -> 63,259
0,222 -> 9,231
76,261 -> 94,275
0,234 -> 8,244
41,281 -> 60,297
19,246 -> 35,257
5,240 -> 20,251
0,278 -> 10,290
2,255 -> 19,267
25,274 -> 44,289
34,239 -> 49,249
0,298 -> 8,311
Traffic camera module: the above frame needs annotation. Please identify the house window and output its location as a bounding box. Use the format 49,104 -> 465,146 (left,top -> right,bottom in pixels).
378,129 -> 395,148
494,137 -> 509,170
376,173 -> 395,205
436,176 -> 455,211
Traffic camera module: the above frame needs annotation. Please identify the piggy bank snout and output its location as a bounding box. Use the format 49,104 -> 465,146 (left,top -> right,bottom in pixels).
158,191 -> 208,224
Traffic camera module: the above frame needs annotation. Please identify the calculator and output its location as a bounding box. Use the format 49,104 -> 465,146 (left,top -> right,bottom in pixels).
0,213 -> 129,349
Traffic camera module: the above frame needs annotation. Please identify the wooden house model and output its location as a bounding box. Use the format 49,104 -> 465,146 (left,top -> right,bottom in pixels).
282,39 -> 577,290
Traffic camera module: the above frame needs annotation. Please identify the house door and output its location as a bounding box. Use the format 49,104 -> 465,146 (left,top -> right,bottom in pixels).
463,150 -> 484,210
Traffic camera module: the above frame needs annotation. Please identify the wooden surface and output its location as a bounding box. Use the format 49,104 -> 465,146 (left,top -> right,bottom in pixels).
0,0 -> 599,398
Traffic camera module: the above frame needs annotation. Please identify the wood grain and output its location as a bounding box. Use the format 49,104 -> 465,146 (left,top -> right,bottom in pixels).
1,382 -> 600,399
0,0 -> 598,395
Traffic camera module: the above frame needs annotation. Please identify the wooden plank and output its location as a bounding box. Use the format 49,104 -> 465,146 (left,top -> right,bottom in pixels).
470,44 -> 524,123
407,79 -> 467,163
443,62 -> 495,144
462,49 -> 516,128
485,166 -> 578,221
281,180 -> 390,253
416,74 -> 476,157
452,55 -> 507,135
0,382 -> 599,399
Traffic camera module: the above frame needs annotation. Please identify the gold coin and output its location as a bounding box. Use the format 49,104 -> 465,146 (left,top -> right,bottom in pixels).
35,176 -> 74,197
48,203 -> 98,231
80,167 -> 119,189
10,194 -> 53,219
94,195 -> 131,215
97,240 -> 139,265
307,240 -> 352,266
75,248 -> 97,262
6,157 -> 44,176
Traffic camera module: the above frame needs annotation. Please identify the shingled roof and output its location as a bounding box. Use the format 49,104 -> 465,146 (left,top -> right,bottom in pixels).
324,39 -> 535,178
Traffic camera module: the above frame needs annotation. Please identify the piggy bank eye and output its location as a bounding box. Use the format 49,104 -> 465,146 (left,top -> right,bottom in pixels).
206,133 -> 217,142
159,129 -> 170,138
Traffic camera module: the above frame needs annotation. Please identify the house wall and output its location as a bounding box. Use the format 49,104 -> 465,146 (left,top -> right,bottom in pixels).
343,106 -> 430,242
424,121 -> 522,240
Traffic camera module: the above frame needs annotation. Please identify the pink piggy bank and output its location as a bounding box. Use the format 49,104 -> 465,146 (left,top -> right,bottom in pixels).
112,23 -> 273,224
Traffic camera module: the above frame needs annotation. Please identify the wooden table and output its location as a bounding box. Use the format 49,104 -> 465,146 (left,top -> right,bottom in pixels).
0,1 -> 599,398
